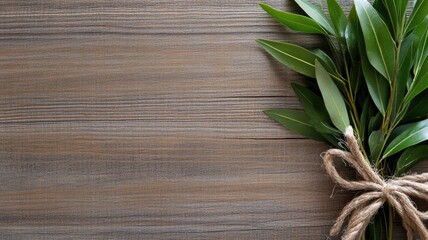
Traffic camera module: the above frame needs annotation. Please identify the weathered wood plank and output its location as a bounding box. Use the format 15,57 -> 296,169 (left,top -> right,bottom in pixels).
0,0 -> 417,239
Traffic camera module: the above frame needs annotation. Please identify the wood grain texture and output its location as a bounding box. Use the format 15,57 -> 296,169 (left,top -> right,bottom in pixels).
0,0 -> 419,239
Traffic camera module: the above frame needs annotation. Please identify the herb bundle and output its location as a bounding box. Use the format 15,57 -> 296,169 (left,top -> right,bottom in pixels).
257,0 -> 428,239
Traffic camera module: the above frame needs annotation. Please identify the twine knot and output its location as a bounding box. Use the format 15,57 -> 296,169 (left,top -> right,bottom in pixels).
323,126 -> 428,240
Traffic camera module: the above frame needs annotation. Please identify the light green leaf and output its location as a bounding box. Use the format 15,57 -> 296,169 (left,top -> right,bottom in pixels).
294,0 -> 335,34
383,119 -> 428,158
327,0 -> 347,39
256,39 -> 317,78
395,145 -> 428,176
405,0 -> 428,35
259,3 -> 327,35
315,60 -> 350,133
355,0 -> 396,82
264,109 -> 325,141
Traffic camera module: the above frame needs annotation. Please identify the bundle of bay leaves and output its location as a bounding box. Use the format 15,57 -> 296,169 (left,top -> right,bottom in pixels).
258,0 -> 428,238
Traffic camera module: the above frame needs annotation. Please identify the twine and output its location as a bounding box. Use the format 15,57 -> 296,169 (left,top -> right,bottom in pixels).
323,126 -> 428,240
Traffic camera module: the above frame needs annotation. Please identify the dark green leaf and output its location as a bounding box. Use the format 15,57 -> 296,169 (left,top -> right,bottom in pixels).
256,39 -> 317,78
312,49 -> 338,74
382,0 -> 408,39
405,0 -> 428,35
398,0 -> 409,21
366,212 -> 383,240
404,58 -> 428,104
345,6 -> 359,61
326,0 -> 347,39
394,39 -> 413,117
372,0 -> 393,31
360,98 -> 371,140
368,112 -> 382,135
350,62 -> 362,97
294,0 -> 335,34
292,83 -> 340,135
292,83 -> 329,122
259,3 -> 327,35
315,60 -> 350,133
361,49 -> 389,116
395,145 -> 428,176
355,0 -> 396,82
263,109 -> 325,141
368,130 -> 384,161
321,133 -> 341,148
414,19 -> 428,75
402,18 -> 428,68
405,91 -> 428,120
383,119 -> 428,158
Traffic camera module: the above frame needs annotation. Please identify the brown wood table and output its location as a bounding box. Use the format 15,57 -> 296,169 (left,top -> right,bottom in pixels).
0,0 -> 416,239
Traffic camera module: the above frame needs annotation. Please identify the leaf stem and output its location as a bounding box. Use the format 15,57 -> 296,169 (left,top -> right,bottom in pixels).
338,41 -> 368,160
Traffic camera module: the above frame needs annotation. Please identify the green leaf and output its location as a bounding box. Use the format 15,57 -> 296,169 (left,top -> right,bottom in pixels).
292,83 -> 340,135
398,0 -> 409,20
394,40 -> 414,117
315,60 -> 350,133
256,39 -> 317,78
382,0 -> 408,39
321,133 -> 341,148
355,0 -> 396,82
405,91 -> 428,120
395,144 -> 428,176
405,0 -> 428,35
259,3 -> 327,35
264,109 -> 325,141
294,0 -> 335,34
326,0 -> 347,39
360,98 -> 371,140
368,130 -> 384,161
361,48 -> 389,116
366,212 -> 383,240
383,119 -> 428,158
405,73 -> 428,104
312,49 -> 338,74
292,83 -> 329,122
402,18 -> 428,68
404,57 -> 428,104
399,20 -> 428,109
350,62 -> 362,97
414,19 -> 428,75
345,6 -> 359,61
368,112 -> 383,135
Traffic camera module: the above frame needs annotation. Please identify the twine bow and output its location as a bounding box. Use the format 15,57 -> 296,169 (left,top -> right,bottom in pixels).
323,126 -> 428,240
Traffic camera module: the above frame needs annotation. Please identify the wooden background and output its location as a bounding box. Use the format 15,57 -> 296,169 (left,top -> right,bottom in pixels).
0,0 -> 415,239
